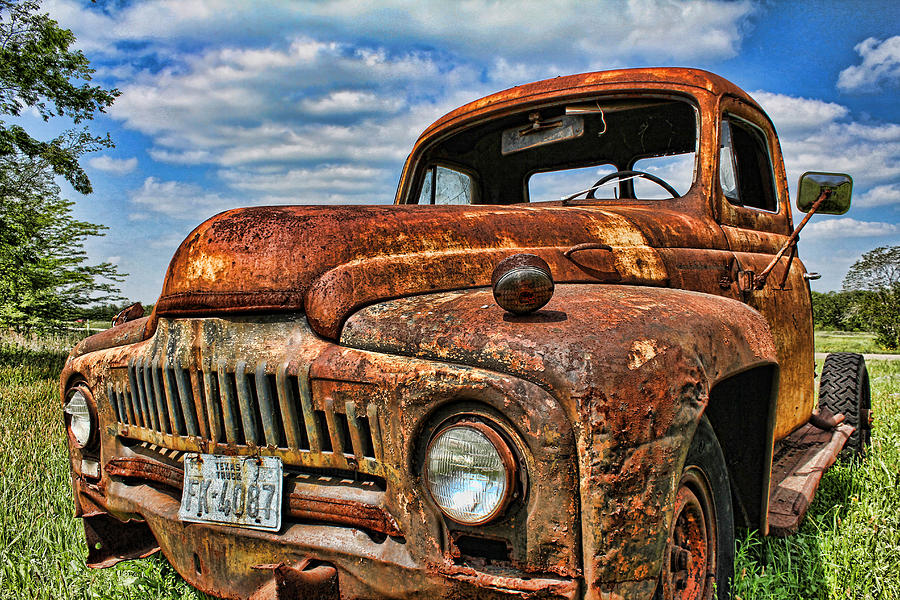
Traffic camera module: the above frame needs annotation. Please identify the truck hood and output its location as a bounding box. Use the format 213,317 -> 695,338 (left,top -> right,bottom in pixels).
155,203 -> 726,339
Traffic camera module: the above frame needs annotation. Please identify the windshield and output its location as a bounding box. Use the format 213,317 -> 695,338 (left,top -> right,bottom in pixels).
409,96 -> 697,205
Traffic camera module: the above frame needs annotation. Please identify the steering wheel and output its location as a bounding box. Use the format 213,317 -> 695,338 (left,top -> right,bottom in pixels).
586,169 -> 679,199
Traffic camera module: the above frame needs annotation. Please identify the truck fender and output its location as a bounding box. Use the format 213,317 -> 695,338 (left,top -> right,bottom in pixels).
341,283 -> 779,597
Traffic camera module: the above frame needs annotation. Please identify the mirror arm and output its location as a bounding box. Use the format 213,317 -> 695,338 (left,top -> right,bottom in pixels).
754,188 -> 831,290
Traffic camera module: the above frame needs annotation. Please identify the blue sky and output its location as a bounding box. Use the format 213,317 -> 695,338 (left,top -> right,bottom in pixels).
25,0 -> 900,301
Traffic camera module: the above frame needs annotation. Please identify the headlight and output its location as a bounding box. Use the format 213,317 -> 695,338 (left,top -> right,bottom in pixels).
64,388 -> 95,448
424,421 -> 516,525
491,253 -> 554,315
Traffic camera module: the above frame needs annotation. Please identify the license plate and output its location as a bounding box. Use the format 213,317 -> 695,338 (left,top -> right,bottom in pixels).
179,454 -> 283,532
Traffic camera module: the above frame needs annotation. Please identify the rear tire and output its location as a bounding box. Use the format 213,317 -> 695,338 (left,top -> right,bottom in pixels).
655,417 -> 734,600
819,352 -> 871,456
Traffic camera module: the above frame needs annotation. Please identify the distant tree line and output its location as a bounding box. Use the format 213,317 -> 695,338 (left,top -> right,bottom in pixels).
812,245 -> 900,349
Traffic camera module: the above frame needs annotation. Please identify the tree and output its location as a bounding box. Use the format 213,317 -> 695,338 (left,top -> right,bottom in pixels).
0,151 -> 123,329
1,0 -> 119,193
811,289 -> 879,332
0,0 -> 124,330
842,245 -> 900,349
843,245 -> 900,292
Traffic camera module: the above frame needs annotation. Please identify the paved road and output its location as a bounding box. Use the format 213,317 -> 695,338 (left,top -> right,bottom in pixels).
815,352 -> 900,361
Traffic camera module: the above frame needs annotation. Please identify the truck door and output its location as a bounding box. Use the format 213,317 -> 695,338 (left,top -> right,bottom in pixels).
716,96 -> 816,441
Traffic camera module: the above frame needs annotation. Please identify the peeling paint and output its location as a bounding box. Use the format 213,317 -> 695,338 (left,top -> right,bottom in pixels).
627,339 -> 659,370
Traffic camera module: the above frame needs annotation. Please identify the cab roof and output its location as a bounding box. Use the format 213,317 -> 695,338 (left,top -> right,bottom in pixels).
417,67 -> 758,144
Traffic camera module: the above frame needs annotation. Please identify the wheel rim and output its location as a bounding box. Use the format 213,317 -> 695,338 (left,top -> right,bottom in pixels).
661,467 -> 717,600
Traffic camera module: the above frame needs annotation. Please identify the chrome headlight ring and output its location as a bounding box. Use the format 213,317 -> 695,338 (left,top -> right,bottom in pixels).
423,419 -> 518,526
64,384 -> 97,449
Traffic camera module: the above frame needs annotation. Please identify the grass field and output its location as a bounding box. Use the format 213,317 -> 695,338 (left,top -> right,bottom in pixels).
815,330 -> 900,355
1,332 -> 898,599
0,333 -> 210,600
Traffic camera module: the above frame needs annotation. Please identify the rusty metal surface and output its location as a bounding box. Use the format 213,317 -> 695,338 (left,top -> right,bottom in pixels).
82,451 -> 579,599
411,68 -> 758,155
112,302 -> 145,327
82,513 -> 159,568
342,284 -> 778,595
70,316 -> 150,359
249,561 -> 339,600
767,421 -> 853,536
107,456 -> 183,488
105,454 -> 401,536
152,202 -> 722,341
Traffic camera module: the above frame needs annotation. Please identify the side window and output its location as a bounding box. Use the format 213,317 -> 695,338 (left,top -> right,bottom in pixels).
719,116 -> 778,212
417,165 -> 476,205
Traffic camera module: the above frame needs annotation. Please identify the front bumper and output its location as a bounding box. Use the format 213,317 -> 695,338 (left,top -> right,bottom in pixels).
91,480 -> 578,600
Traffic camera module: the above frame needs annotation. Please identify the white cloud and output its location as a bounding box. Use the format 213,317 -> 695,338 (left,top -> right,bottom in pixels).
837,36 -> 900,92
129,177 -> 239,220
751,91 -> 848,133
752,91 -> 900,193
110,38 -> 474,172
88,155 -> 138,175
50,0 -> 755,65
220,164 -> 388,194
856,184 -> 900,208
128,165 -> 394,221
300,90 -> 405,115
45,0 -> 756,219
805,217 -> 900,239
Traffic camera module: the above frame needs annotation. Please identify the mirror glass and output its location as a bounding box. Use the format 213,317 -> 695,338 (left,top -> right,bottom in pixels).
797,171 -> 852,214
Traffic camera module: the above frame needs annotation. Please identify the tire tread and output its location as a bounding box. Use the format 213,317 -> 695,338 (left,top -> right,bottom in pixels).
818,352 -> 870,454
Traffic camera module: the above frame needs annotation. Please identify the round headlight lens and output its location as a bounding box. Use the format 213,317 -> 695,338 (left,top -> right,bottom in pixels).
424,423 -> 514,525
65,389 -> 93,447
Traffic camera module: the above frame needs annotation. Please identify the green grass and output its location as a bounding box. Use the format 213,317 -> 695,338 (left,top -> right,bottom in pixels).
815,330 -> 900,354
0,332 -> 209,600
0,331 -> 897,599
732,360 -> 900,600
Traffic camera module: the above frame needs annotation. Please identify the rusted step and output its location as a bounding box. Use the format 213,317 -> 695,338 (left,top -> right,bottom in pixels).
767,420 -> 854,537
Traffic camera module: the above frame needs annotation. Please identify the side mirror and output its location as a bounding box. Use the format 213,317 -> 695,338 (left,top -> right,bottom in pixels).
797,171 -> 852,215
755,171 -> 853,291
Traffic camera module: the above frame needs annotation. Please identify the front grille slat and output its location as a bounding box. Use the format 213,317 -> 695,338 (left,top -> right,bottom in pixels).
106,384 -> 118,422
344,401 -> 365,461
174,364 -> 199,436
162,365 -> 186,435
119,381 -> 135,426
202,368 -> 221,443
275,363 -> 303,449
367,404 -> 383,462
189,367 -> 209,440
323,397 -> 346,464
140,357 -> 160,431
234,362 -> 260,445
151,359 -> 170,434
217,362 -> 240,445
111,328 -> 384,480
128,360 -> 147,428
255,363 -> 280,447
297,369 -> 322,453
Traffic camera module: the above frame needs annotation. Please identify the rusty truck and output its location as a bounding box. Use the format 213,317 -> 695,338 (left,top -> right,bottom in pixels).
61,68 -> 869,600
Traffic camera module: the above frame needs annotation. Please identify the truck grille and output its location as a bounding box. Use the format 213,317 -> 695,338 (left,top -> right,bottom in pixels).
106,357 -> 383,479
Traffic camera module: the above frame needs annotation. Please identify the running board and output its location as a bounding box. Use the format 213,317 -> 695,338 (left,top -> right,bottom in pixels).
767,421 -> 854,537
